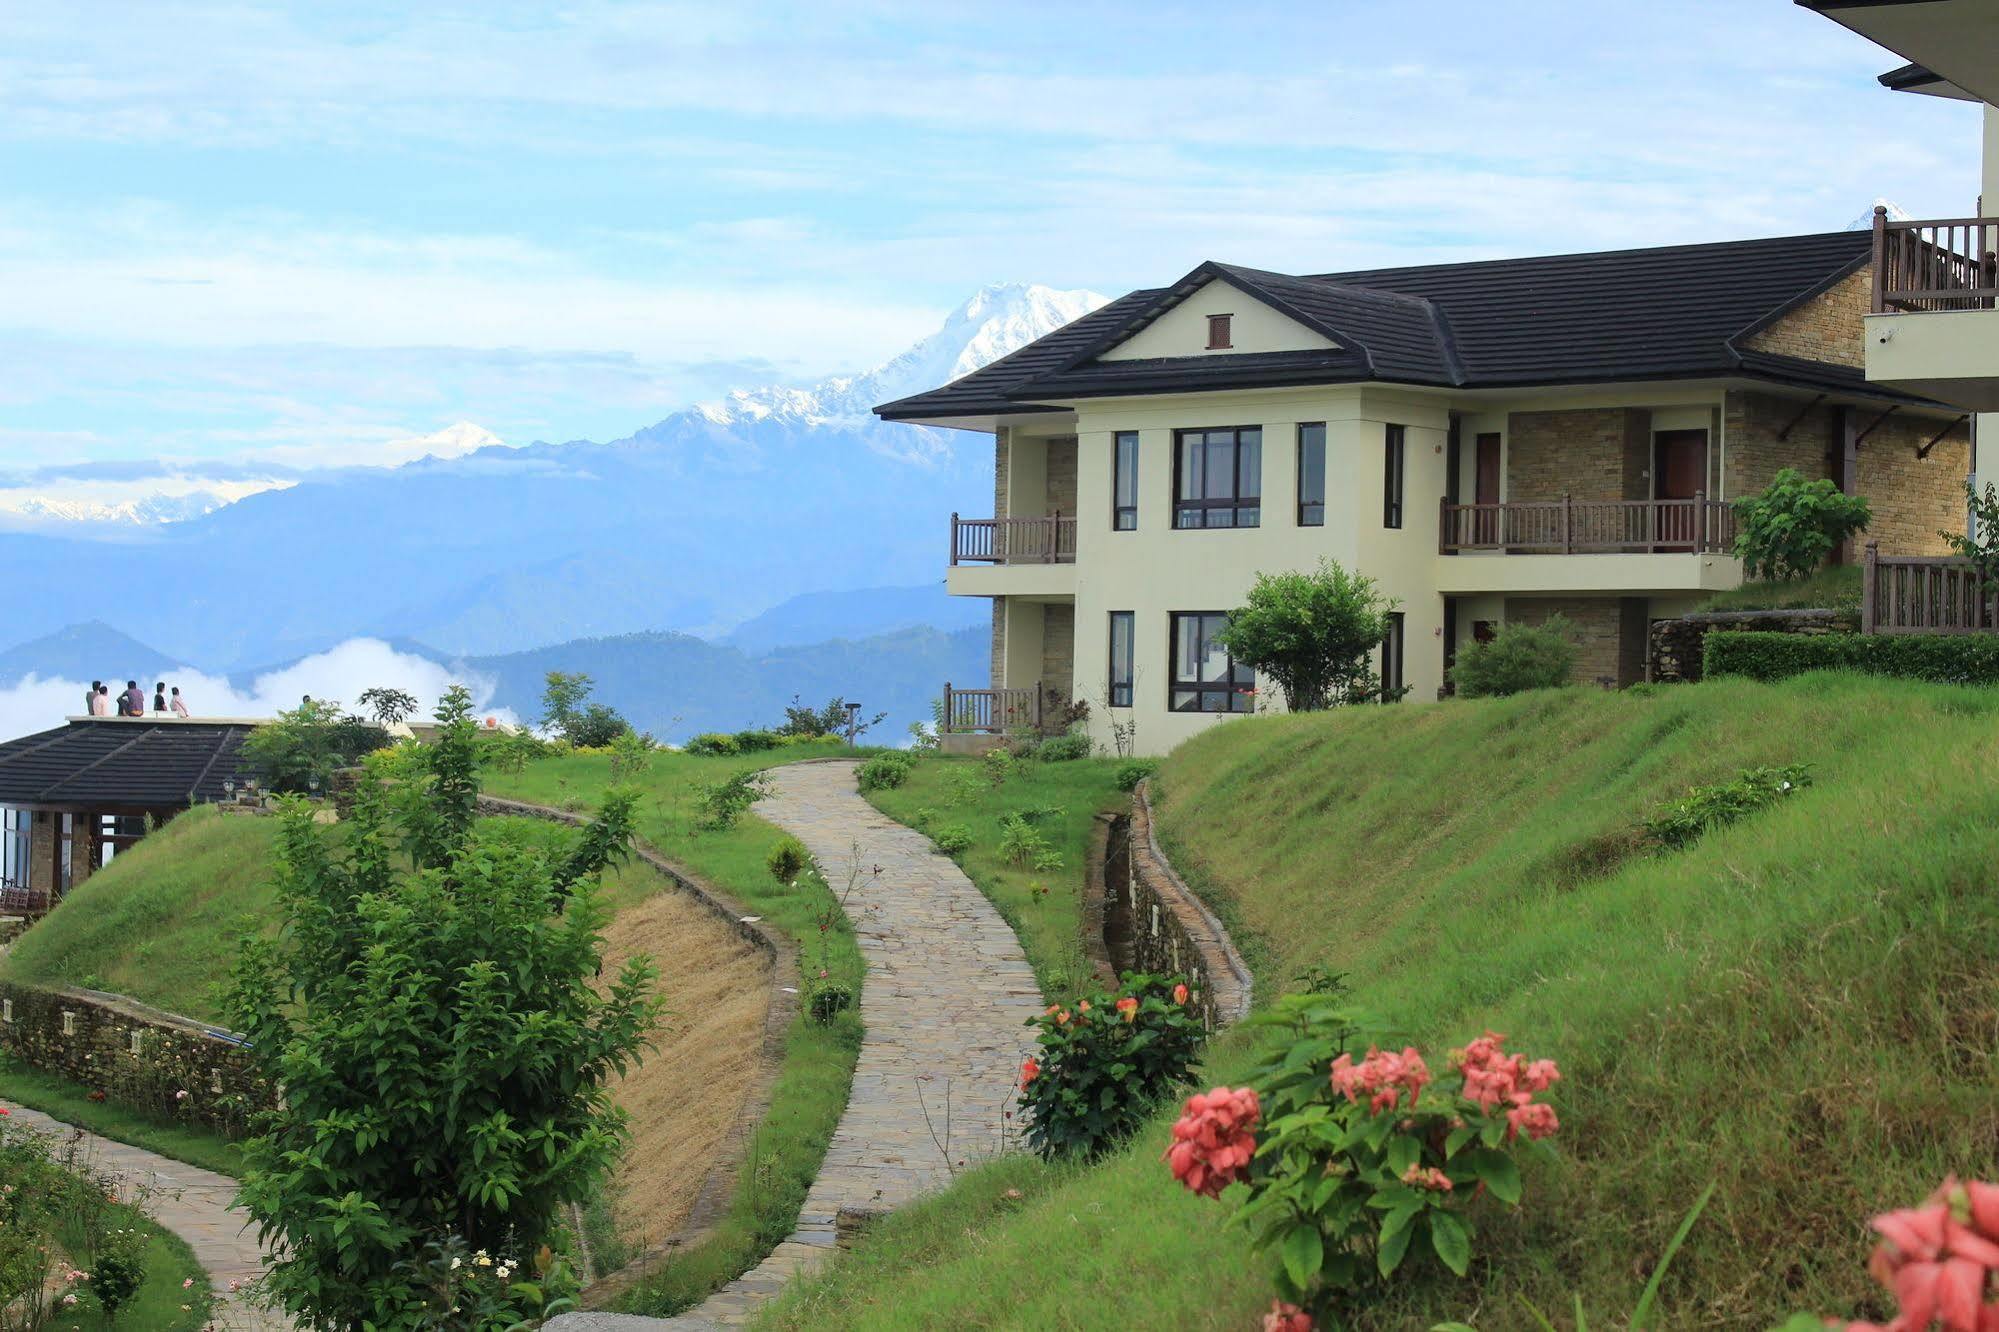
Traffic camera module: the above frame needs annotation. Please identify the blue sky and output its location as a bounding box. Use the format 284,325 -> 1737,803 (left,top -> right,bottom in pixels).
0,0 -> 1981,473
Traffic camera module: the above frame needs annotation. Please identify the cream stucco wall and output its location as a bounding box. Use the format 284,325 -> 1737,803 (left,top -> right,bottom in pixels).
1098,280 -> 1338,361
1982,106 -> 1998,487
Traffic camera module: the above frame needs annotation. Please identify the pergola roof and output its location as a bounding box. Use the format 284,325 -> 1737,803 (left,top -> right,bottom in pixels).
0,718 -> 259,810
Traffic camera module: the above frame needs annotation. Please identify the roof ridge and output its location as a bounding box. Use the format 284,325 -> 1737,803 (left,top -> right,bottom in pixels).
1305,229 -> 1866,284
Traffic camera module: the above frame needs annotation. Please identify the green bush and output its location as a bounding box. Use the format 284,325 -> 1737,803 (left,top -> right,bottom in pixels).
685,733 -> 738,756
1704,630 -> 1999,685
1732,467 -> 1872,582
1019,973 -> 1204,1161
982,747 -> 1015,786
731,729 -> 781,752
808,982 -> 855,1024
1216,558 -> 1399,709
1035,730 -> 1092,762
766,835 -> 810,885
855,752 -> 917,792
931,823 -> 973,857
1114,760 -> 1159,792
998,814 -> 1063,871
1451,616 -> 1579,697
696,769 -> 769,830
1645,763 -> 1812,851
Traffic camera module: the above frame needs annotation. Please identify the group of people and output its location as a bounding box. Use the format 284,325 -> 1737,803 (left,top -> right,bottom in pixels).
85,680 -> 190,718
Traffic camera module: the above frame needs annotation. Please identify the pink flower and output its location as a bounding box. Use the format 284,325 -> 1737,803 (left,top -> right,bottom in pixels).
1019,1058 -> 1040,1091
1330,1046 -> 1431,1113
1164,1086 -> 1260,1200
1116,997 -> 1139,1023
1173,983 -> 1189,1005
1263,1299 -> 1313,1331
1857,1180 -> 1999,1331
1401,1163 -> 1452,1192
182,1277 -> 195,1289
1505,1100 -> 1559,1142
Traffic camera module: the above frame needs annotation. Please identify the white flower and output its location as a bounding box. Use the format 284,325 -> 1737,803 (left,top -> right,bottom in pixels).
449,1257 -> 461,1271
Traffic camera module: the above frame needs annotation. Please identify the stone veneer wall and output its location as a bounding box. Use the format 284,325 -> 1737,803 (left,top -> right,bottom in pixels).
1503,597 -> 1626,688
1649,609 -> 1855,684
1045,436 -> 1078,515
993,427 -> 1010,519
1741,267 -> 1868,367
1101,785 -> 1252,1034
0,981 -> 266,1133
1506,409 -> 1647,504
989,599 -> 1006,689
1723,390 -> 1837,499
1039,603 -> 1075,724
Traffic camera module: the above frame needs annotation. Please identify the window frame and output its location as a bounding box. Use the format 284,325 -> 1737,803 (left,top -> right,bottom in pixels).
1168,611 -> 1256,714
1206,313 -> 1233,349
1382,423 -> 1406,529
1381,610 -> 1406,703
1108,611 -> 1135,708
1296,421 -> 1327,527
1112,431 -> 1139,531
1172,426 -> 1263,530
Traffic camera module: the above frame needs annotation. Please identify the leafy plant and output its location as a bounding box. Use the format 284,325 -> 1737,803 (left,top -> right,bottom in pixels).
685,733 -> 739,756
1216,559 -> 1400,710
356,686 -> 421,727
930,823 -> 973,857
778,696 -> 885,742
1705,629 -> 1999,684
1732,467 -> 1872,582
1019,973 -> 1203,1161
241,696 -> 391,794
1941,477 -> 1999,583
1114,760 -> 1159,792
484,726 -> 548,775
607,728 -> 656,781
1645,764 -> 1811,851
87,1223 -> 147,1317
982,748 -> 1015,787
730,729 -> 781,752
1175,993 -> 1563,1325
1036,729 -> 1092,762
766,835 -> 810,885
997,814 -> 1062,871
1451,617 -> 1578,698
808,982 -> 855,1024
855,752 -> 916,792
539,670 -> 593,734
696,768 -> 769,831
223,687 -> 660,1328
565,703 -> 631,748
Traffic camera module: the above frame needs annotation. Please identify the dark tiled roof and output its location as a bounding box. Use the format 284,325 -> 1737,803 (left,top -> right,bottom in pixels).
0,720 -> 257,808
877,231 -> 1905,420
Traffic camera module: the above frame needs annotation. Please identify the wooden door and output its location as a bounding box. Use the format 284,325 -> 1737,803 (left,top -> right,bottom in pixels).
1474,433 -> 1502,546
1653,429 -> 1708,550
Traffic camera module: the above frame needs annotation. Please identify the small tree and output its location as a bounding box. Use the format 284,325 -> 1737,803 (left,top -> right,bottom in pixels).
1941,478 -> 1999,583
1451,617 -> 1578,698
225,687 -> 660,1328
243,697 -> 390,794
1732,467 -> 1872,582
565,703 -> 631,748
356,686 -> 420,727
540,671 -> 594,735
1215,560 -> 1397,711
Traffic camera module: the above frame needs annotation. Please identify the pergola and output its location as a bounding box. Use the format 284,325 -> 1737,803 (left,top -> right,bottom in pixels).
0,717 -> 258,914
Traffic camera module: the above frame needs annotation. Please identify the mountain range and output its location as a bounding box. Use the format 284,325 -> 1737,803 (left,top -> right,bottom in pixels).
0,283 -> 1103,669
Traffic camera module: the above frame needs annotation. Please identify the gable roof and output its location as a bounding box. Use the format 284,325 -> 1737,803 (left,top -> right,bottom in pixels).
0,719 -> 258,809
876,231 -> 1919,421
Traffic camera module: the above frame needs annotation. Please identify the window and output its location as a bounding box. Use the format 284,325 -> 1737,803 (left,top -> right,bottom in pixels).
1381,611 -> 1406,703
1383,424 -> 1406,529
1174,427 -> 1261,529
1170,612 -> 1255,713
1207,314 -> 1232,349
1112,431 -> 1139,531
1108,612 -> 1135,707
1297,422 -> 1326,526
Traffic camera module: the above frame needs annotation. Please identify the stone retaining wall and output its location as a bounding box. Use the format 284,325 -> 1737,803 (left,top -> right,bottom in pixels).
1649,608 -> 1855,683
0,980 -> 266,1134
1101,784 -> 1252,1032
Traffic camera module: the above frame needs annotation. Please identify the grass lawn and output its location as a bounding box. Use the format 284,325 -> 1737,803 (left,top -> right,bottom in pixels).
1698,563 -> 1860,613
0,1054 -> 242,1177
860,752 -> 1128,998
755,673 -> 1999,1330
483,741 -> 866,1317
53,1200 -> 216,1331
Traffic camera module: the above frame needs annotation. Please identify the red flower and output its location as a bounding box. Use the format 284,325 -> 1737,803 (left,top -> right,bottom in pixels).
1173,983 -> 1189,1005
1116,997 -> 1139,1023
1019,1057 -> 1040,1091
1164,1086 -> 1260,1199
1263,1300 -> 1312,1331
1329,1045 -> 1431,1114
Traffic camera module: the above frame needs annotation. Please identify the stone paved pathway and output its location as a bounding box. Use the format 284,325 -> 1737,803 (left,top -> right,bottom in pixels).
549,759 -> 1042,1331
0,1100 -> 286,1330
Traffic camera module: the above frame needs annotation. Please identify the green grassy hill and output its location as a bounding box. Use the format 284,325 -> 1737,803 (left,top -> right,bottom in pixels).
1,806 -> 278,1020
762,674 -> 1999,1330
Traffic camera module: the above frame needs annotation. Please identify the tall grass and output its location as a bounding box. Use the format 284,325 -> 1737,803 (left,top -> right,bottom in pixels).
754,674 -> 1999,1330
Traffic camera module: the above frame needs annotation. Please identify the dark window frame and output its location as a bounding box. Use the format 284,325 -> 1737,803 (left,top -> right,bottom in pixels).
1381,611 -> 1406,703
1112,430 -> 1139,531
1173,426 -> 1263,530
1206,313 -> 1233,349
1297,421 -> 1326,527
1168,611 -> 1256,714
1383,423 -> 1406,529
1108,611 -> 1135,708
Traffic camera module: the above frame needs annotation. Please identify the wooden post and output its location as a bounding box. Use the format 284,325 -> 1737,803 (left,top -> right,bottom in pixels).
1437,494 -> 1450,555
942,682 -> 954,734
1561,493 -> 1572,555
949,513 -> 960,567
1695,490 -> 1707,553
1861,542 -> 1878,634
1871,205 -> 1887,313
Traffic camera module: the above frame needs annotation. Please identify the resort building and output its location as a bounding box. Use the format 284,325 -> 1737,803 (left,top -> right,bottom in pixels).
881,229 -> 1976,755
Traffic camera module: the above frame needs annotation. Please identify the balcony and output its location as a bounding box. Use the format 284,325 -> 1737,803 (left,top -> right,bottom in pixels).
940,683 -> 1040,734
945,514 -> 1078,598
1864,210 -> 1999,410
1437,495 -> 1743,596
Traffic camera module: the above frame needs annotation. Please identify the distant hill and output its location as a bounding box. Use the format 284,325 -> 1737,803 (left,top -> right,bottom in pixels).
722,583 -> 983,655
0,621 -> 187,690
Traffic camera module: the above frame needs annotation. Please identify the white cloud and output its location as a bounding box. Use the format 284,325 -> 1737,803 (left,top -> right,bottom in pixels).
0,638 -> 513,745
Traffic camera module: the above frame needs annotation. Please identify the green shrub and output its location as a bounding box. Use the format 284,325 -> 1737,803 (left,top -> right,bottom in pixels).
766,835 -> 810,885
1035,730 -> 1092,762
731,729 -> 781,752
1645,763 -> 1812,851
1216,558 -> 1399,709
808,982 -> 855,1024
982,748 -> 1015,786
1114,760 -> 1159,792
696,769 -> 769,830
1451,616 -> 1579,697
1732,467 -> 1872,582
998,814 -> 1063,871
855,752 -> 916,792
1019,973 -> 1204,1161
931,823 -> 973,857
1704,630 -> 1999,685
684,733 -> 738,756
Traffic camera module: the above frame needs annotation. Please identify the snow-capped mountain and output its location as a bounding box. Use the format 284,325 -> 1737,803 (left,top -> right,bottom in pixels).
1846,198 -> 1915,230
0,476 -> 297,530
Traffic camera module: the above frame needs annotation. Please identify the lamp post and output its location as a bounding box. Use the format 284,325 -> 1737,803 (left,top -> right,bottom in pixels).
844,701 -> 863,749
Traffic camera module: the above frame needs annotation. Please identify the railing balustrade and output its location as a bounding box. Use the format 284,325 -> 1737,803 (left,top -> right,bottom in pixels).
1872,207 -> 1999,313
1862,542 -> 1997,634
1439,494 -> 1736,555
950,513 -> 1077,566
940,682 -> 1041,734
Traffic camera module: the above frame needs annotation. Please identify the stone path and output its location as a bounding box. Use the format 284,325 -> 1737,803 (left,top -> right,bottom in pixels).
0,1100 -> 285,1330
549,760 -> 1042,1331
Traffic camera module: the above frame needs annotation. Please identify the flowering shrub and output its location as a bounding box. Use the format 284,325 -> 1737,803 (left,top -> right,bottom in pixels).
1168,992 -> 1563,1323
1773,1177 -> 1999,1332
1020,972 -> 1204,1160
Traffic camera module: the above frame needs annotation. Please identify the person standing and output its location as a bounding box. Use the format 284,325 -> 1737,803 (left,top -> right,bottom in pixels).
152,682 -> 167,713
170,686 -> 189,718
121,680 -> 144,717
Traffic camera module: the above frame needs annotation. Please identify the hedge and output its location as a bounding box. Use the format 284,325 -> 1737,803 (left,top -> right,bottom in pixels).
1704,630 -> 1999,685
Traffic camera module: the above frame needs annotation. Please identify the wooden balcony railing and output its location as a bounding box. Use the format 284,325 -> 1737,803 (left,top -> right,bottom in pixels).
941,682 -> 1040,734
1439,494 -> 1737,555
1872,206 -> 1999,313
1862,542 -> 1997,634
950,513 -> 1076,566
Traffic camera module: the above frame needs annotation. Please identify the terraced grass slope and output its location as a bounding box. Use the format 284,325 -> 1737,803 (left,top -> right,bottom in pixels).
758,674 -> 1999,1330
